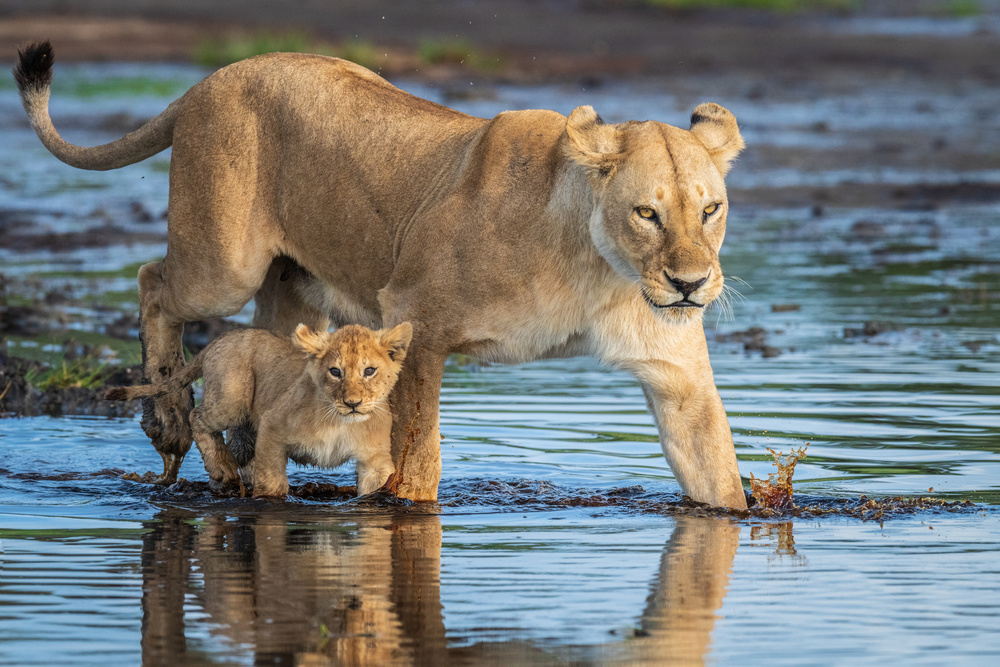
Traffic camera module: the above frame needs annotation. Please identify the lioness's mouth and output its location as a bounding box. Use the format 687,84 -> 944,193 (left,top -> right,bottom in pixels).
641,291 -> 704,309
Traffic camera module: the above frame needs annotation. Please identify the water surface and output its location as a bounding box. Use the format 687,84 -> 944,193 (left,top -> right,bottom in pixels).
1,63 -> 999,665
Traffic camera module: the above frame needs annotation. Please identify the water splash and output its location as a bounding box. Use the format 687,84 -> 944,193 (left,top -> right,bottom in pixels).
749,446 -> 808,510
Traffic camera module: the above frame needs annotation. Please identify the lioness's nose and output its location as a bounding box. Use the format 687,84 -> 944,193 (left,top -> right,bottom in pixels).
665,273 -> 707,298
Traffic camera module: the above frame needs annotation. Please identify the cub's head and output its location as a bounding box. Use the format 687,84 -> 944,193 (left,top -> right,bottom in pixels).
293,322 -> 413,422
564,102 -> 744,321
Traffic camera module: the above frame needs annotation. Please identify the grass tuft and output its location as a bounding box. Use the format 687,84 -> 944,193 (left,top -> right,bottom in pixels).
25,357 -> 109,391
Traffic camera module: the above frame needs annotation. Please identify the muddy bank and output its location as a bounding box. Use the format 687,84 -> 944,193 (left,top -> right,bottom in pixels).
0,309 -> 241,418
0,355 -> 142,418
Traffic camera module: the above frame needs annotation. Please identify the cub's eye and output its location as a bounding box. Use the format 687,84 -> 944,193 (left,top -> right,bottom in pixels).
329,367 -> 342,378
636,206 -> 658,221
702,203 -> 721,221
364,367 -> 377,377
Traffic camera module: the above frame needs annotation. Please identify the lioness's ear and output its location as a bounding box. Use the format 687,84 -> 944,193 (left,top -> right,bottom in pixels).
689,103 -> 744,177
293,323 -> 330,357
380,322 -> 413,363
564,106 -> 624,179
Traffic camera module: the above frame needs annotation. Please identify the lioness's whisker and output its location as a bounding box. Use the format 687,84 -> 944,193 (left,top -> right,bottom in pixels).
728,275 -> 753,289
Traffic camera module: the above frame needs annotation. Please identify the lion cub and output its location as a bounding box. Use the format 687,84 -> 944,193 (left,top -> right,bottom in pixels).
106,323 -> 412,497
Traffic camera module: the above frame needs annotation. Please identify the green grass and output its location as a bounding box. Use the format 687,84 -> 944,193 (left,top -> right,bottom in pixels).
418,38 -> 502,71
334,39 -> 385,71
25,357 -> 109,391
193,31 -> 323,68
193,31 -> 389,71
946,0 -> 981,16
642,0 -> 857,10
59,77 -> 190,99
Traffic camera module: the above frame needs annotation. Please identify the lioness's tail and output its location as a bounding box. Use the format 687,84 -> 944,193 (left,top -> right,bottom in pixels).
14,41 -> 179,171
105,356 -> 205,402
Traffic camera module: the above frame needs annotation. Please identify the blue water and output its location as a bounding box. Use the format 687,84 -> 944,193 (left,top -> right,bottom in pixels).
2,63 -> 1000,664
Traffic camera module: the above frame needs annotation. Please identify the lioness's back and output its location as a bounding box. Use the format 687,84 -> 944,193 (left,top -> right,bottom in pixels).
185,52 -> 481,131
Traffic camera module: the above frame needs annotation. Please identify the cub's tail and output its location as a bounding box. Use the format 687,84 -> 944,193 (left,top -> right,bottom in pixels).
105,356 -> 205,402
14,41 -> 179,171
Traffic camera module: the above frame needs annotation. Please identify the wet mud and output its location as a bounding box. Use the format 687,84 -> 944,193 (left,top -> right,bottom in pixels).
78,470 -> 976,523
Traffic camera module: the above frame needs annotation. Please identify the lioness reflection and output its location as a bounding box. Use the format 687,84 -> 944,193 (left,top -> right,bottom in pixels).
141,511 -> 744,664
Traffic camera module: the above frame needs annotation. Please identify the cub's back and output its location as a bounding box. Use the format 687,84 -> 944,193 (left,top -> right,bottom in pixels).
200,328 -> 304,395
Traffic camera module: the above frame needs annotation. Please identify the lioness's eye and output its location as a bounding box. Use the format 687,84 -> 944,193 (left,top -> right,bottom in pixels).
636,206 -> 657,220
703,203 -> 720,219
364,367 -> 377,377
329,367 -> 342,378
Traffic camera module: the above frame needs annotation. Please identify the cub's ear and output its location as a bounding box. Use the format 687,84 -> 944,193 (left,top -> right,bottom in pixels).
689,102 -> 745,177
293,323 -> 330,357
380,322 -> 413,363
564,106 -> 625,180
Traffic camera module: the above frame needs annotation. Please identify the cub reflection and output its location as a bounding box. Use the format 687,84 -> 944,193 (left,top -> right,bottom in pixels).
140,508 -> 446,665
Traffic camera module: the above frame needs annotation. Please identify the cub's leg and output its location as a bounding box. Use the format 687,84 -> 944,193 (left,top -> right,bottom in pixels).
387,340 -> 448,501
355,445 -> 395,496
249,424 -> 290,498
189,406 -> 240,490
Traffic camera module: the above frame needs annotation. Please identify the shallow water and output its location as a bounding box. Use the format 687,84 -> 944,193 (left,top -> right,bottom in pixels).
2,64 -> 1000,664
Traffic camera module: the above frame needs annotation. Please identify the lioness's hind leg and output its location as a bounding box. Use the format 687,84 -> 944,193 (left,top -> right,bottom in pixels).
138,261 -> 192,484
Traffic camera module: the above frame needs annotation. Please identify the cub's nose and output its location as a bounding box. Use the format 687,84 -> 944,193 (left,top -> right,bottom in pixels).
344,399 -> 362,411
665,273 -> 708,298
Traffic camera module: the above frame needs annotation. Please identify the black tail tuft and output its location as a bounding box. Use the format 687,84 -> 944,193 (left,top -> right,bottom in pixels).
104,387 -> 129,402
13,41 -> 54,94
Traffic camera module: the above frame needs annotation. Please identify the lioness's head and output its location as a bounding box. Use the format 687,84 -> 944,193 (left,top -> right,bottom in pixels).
294,322 -> 413,422
564,103 -> 744,320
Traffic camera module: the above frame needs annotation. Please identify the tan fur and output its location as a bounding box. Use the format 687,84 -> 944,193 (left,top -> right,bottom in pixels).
21,46 -> 747,508
106,323 -> 412,496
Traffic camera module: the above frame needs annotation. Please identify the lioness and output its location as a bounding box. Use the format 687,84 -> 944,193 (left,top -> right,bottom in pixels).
17,41 -> 748,508
105,323 -> 412,497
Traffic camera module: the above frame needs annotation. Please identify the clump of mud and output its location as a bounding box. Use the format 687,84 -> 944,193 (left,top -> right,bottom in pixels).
749,446 -> 808,510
